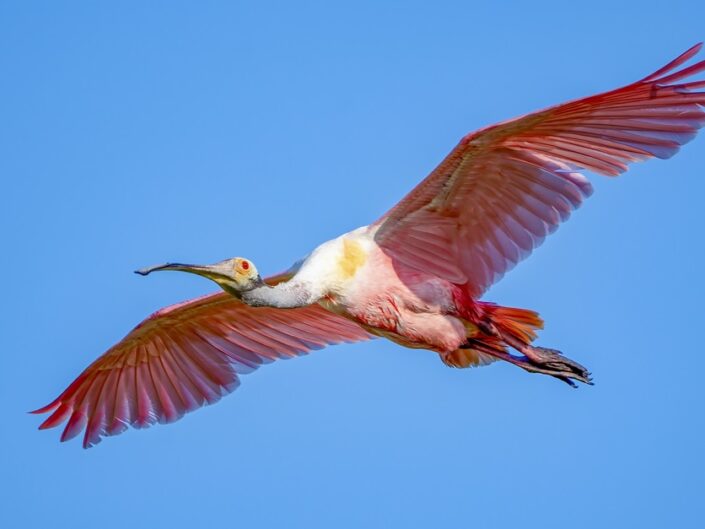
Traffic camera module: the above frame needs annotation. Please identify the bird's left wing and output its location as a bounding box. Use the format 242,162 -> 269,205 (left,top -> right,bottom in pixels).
374,44 -> 705,297
31,272 -> 371,448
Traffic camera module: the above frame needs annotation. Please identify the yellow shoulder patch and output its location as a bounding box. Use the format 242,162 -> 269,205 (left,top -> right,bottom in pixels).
338,238 -> 367,279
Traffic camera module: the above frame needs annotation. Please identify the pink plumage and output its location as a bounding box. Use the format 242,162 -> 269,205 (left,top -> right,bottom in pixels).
33,288 -> 370,448
375,43 -> 705,297
32,44 -> 705,447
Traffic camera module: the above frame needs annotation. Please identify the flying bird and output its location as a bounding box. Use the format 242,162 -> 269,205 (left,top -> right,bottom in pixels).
33,44 -> 705,447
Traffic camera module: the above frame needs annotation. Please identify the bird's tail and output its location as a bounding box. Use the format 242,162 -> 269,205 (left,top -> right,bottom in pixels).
441,303 -> 543,368
483,303 -> 544,345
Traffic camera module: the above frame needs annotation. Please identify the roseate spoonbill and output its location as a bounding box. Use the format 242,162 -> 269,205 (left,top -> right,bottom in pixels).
33,44 -> 705,447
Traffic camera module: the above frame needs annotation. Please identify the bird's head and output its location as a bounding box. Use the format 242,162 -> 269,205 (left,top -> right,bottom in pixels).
135,257 -> 264,297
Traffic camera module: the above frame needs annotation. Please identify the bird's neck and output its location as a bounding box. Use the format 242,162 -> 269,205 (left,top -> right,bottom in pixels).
240,280 -> 317,309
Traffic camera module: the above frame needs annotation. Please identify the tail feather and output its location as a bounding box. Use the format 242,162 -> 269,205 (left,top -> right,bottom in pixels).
485,304 -> 543,345
441,303 -> 544,369
442,333 -> 504,368
441,349 -> 497,368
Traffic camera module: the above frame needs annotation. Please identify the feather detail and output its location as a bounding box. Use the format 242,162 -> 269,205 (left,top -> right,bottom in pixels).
374,44 -> 705,296
31,287 -> 371,447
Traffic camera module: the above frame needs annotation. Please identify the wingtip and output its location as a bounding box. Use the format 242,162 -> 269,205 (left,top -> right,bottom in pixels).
82,435 -> 99,449
28,401 -> 58,415
678,42 -> 703,60
37,420 -> 57,431
640,42 -> 705,83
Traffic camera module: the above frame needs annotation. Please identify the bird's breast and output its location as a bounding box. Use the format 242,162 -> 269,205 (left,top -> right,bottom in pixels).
336,237 -> 368,280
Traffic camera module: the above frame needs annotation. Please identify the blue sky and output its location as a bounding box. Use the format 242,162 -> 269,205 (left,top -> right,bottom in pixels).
2,2 -> 704,528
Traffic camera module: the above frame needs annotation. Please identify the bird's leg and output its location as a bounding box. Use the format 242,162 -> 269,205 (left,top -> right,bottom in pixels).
473,322 -> 593,386
461,340 -> 588,387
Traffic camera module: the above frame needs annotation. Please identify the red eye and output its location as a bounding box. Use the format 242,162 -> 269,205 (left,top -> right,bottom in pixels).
241,261 -> 250,271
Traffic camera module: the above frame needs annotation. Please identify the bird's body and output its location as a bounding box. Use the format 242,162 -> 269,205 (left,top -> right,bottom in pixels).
33,44 -> 705,447
302,226 -> 472,354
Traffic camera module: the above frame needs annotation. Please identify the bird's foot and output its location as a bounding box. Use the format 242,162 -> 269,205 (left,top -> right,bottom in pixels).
464,342 -> 593,388
523,346 -> 593,387
460,338 -> 593,387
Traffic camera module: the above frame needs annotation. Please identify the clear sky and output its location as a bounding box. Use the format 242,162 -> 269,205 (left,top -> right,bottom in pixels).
2,2 -> 704,528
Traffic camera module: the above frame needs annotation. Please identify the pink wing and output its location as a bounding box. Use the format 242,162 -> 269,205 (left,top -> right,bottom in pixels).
32,280 -> 371,448
374,44 -> 705,297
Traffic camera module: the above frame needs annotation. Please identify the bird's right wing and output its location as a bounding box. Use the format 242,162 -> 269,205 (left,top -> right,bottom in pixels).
31,274 -> 371,448
374,44 -> 705,297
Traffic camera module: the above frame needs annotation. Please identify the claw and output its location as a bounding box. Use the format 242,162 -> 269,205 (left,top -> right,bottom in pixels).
556,375 -> 578,388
